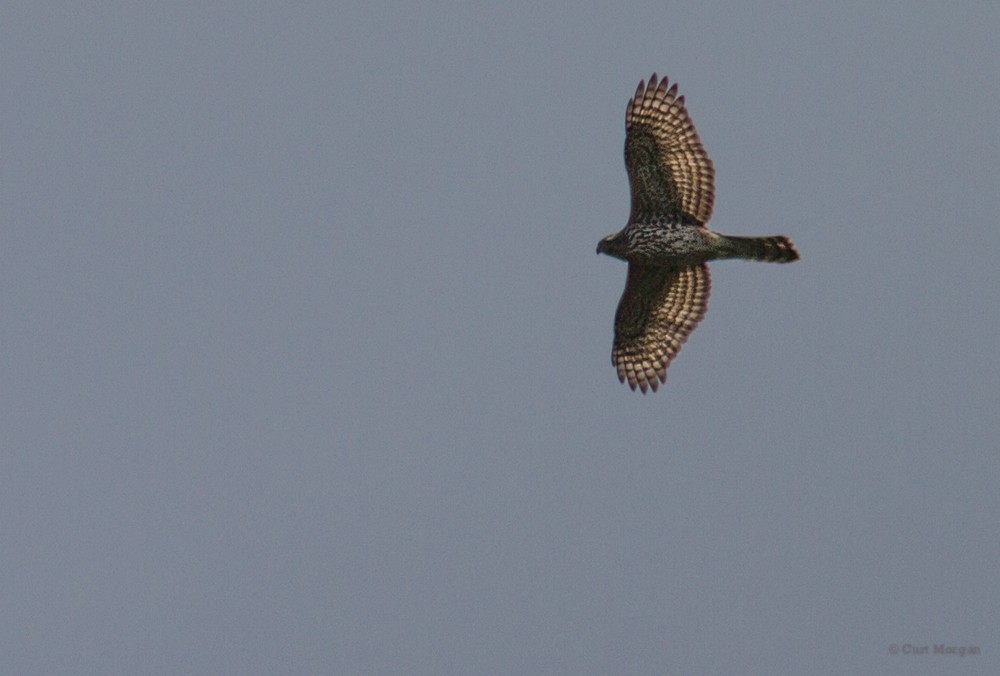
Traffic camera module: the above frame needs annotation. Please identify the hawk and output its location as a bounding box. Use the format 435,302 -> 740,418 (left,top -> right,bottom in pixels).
597,73 -> 799,393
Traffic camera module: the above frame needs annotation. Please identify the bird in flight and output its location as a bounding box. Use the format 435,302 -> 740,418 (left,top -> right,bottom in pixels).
597,73 -> 799,393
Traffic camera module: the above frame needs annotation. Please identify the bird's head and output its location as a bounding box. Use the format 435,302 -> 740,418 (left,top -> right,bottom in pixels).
596,232 -> 627,260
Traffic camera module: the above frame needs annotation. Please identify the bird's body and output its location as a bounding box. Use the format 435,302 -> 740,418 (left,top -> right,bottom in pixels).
597,73 -> 799,393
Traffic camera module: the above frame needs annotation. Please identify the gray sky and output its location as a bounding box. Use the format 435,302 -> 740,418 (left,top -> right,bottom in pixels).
3,1 -> 999,674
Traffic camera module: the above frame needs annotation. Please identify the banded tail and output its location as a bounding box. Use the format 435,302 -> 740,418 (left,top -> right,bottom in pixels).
719,234 -> 800,263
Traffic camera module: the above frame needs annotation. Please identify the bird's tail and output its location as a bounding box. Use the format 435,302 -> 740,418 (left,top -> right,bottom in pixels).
718,235 -> 800,263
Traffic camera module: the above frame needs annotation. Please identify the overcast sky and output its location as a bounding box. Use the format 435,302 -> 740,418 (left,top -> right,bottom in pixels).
2,1 -> 999,674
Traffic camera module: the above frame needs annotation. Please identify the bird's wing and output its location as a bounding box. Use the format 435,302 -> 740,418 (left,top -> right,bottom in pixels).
612,263 -> 710,393
625,73 -> 715,226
